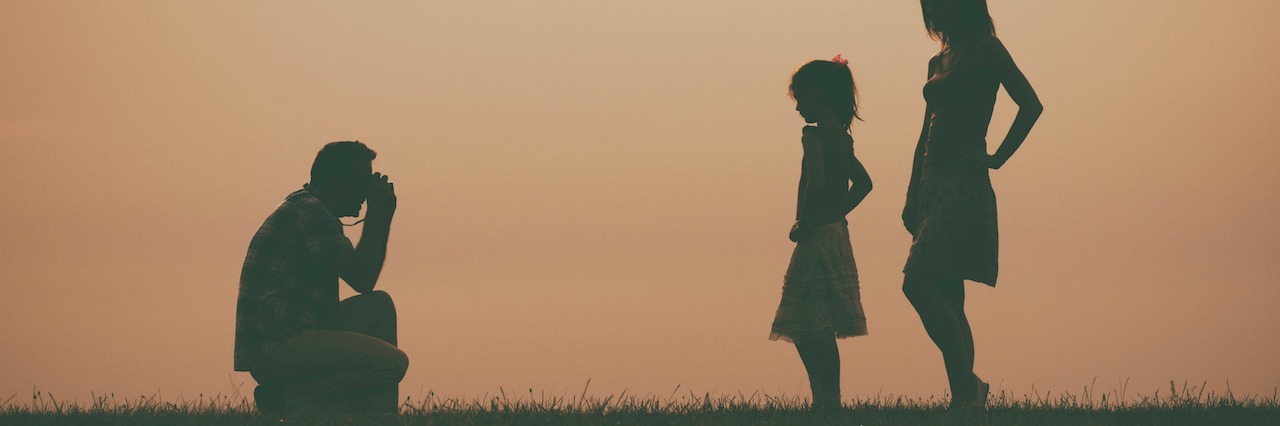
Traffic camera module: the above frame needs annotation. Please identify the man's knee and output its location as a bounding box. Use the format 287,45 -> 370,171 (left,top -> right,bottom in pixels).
375,347 -> 409,383
392,348 -> 409,378
346,290 -> 396,316
366,290 -> 395,311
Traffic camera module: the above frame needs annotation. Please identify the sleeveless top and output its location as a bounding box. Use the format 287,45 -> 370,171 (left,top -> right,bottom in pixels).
922,41 -> 1000,167
796,126 -> 854,227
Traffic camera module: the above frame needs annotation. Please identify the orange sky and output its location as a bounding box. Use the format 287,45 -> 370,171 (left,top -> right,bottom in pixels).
2,1 -> 1278,403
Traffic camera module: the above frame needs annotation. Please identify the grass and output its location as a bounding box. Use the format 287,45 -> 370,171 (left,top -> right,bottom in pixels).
3,381 -> 1278,425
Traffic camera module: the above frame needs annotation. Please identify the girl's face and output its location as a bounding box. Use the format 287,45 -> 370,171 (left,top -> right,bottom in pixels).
794,91 -> 820,124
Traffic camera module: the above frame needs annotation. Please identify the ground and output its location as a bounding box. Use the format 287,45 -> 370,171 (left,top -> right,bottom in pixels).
5,384 -> 1278,425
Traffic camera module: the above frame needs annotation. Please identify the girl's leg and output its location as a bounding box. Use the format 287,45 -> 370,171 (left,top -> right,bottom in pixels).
902,270 -> 976,405
794,336 -> 841,408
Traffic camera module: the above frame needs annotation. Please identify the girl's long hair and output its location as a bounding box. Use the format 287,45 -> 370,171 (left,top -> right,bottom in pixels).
789,60 -> 861,129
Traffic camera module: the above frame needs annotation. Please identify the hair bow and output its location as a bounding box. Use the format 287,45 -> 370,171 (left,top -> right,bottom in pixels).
831,54 -> 848,65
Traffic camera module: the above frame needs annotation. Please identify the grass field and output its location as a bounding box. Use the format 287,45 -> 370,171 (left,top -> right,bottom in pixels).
4,382 -> 1278,425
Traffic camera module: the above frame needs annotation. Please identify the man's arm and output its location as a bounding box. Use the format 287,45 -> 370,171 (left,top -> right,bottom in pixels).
337,174 -> 397,294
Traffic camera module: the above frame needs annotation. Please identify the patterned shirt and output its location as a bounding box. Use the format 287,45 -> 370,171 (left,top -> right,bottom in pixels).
234,187 -> 355,371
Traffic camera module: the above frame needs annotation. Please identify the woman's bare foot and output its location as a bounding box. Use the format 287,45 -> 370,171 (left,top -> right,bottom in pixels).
949,375 -> 989,411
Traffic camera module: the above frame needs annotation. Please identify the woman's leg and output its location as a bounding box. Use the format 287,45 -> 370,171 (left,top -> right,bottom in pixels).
938,278 -> 974,371
939,277 -> 987,404
794,336 -> 841,408
903,270 -> 975,404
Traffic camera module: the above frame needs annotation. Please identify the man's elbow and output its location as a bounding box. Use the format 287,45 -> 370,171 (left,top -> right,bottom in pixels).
341,273 -> 375,294
353,275 -> 379,294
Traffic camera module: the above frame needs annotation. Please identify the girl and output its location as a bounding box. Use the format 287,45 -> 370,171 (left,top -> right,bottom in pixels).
903,0 -> 1043,409
769,55 -> 873,410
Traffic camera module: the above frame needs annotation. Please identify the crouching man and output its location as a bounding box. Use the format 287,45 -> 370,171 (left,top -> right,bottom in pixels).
234,141 -> 406,414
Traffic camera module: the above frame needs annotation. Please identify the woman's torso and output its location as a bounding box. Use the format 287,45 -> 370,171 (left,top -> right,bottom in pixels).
923,41 -> 1000,168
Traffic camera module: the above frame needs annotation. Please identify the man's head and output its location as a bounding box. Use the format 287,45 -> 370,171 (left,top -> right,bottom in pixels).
309,141 -> 377,217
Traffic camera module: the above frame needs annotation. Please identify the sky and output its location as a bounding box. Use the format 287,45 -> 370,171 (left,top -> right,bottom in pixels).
1,0 -> 1278,404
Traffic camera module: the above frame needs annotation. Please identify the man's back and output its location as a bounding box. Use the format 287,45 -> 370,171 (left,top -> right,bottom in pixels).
234,187 -> 354,372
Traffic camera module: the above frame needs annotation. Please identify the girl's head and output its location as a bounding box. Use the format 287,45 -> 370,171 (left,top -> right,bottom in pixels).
921,0 -> 996,47
789,57 -> 860,129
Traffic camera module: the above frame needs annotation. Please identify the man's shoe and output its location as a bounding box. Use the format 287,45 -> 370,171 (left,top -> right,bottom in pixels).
254,384 -> 287,416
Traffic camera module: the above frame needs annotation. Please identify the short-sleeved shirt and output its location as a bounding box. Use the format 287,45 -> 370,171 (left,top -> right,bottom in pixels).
234,187 -> 355,371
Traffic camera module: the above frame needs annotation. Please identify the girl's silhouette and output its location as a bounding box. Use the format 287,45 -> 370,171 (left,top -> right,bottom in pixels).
769,56 -> 873,410
902,0 -> 1043,409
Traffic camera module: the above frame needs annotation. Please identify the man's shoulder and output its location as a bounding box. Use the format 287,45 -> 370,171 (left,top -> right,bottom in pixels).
289,187 -> 342,219
281,187 -> 324,210
266,188 -> 332,223
249,189 -> 316,242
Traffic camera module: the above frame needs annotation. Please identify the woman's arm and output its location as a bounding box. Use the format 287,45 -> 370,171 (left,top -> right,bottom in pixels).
981,37 -> 1043,169
906,108 -> 929,202
904,56 -> 939,231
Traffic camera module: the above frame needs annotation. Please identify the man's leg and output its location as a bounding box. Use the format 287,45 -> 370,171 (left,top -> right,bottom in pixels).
337,290 -> 397,345
251,328 -> 408,413
335,290 -> 401,411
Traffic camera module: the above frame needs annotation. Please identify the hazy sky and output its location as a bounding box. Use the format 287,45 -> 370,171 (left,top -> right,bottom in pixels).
2,1 -> 1278,404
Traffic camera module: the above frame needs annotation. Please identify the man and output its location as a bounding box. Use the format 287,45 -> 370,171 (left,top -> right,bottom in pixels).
234,141 -> 406,414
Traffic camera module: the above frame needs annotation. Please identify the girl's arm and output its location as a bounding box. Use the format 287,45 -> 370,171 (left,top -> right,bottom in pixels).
980,37 -> 1043,169
792,130 -> 826,239
844,151 -> 873,215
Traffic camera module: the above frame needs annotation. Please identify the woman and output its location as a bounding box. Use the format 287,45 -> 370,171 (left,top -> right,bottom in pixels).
903,0 -> 1043,409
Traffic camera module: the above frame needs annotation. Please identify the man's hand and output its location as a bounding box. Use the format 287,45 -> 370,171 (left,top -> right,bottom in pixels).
338,173 -> 395,294
366,172 -> 397,220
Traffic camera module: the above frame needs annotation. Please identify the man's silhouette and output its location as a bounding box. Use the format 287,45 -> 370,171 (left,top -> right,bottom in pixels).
234,141 -> 406,414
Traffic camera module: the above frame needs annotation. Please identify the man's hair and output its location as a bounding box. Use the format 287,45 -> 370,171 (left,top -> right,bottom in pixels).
310,141 -> 377,189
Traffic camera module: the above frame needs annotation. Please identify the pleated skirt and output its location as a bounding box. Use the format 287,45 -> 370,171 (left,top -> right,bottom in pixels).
904,162 -> 999,286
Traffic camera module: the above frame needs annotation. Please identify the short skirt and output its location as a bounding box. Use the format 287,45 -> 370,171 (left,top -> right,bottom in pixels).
769,220 -> 868,342
904,162 -> 999,286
